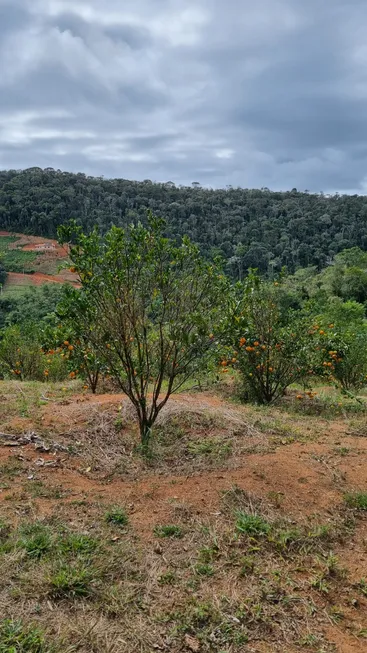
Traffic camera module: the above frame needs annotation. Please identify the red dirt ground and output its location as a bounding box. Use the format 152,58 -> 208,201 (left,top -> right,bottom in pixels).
2,392 -> 366,534
6,271 -> 80,287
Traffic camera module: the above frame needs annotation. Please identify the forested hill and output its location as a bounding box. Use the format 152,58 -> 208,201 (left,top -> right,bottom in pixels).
1,167 -> 367,276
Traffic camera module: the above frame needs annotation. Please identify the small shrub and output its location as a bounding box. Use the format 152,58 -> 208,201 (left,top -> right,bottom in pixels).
153,524 -> 183,538
0,619 -> 50,653
229,274 -> 315,404
344,492 -> 367,510
235,512 -> 271,537
105,507 -> 128,527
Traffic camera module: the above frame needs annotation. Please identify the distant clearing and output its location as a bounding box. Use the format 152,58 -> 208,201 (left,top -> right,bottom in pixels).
0,231 -> 78,295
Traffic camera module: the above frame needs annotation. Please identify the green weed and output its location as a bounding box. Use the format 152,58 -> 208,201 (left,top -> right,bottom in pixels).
48,563 -> 93,599
344,492 -> 367,510
235,512 -> 271,537
18,523 -> 53,559
105,507 -> 129,527
0,619 -> 51,653
154,524 -> 183,538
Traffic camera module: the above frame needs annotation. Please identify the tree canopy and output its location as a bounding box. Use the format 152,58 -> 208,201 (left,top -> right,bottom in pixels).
1,168 -> 367,276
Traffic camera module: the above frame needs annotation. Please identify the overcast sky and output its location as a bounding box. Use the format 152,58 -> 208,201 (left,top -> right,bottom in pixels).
1,0 -> 367,192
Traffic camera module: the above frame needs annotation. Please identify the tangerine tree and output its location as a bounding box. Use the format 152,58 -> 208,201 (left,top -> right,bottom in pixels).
230,273 -> 314,403
42,319 -> 103,393
311,302 -> 367,391
58,214 -> 227,446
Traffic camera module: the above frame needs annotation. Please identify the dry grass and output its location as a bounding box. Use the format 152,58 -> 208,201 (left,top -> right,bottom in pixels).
0,380 -> 367,651
0,488 -> 365,652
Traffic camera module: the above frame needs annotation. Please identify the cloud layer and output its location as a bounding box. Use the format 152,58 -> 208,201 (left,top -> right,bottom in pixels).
0,0 -> 367,191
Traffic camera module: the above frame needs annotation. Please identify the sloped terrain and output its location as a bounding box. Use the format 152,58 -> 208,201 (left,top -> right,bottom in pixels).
0,381 -> 366,652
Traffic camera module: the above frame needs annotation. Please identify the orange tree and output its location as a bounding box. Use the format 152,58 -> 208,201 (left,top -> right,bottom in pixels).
229,273 -> 314,403
58,214 -> 228,447
0,323 -> 68,381
311,304 -> 367,391
42,320 -> 103,393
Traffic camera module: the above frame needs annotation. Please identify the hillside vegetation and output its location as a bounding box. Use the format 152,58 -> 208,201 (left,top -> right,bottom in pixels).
1,168 -> 367,275
0,205 -> 367,652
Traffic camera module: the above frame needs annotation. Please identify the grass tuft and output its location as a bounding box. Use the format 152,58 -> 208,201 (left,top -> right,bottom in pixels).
235,512 -> 271,537
48,563 -> 93,599
105,507 -> 129,527
0,619 -> 51,653
154,524 -> 183,538
344,492 -> 367,510
18,523 -> 53,559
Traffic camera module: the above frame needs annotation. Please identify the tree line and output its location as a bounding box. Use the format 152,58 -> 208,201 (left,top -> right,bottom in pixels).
1,168 -> 367,276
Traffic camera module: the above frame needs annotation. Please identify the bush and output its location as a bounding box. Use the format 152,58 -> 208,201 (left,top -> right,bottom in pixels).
229,274 -> 314,403
0,323 -> 69,382
0,324 -> 44,380
58,214 -> 228,445
312,311 -> 367,391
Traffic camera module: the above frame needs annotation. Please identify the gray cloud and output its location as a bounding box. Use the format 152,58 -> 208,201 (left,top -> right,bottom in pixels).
0,0 -> 367,192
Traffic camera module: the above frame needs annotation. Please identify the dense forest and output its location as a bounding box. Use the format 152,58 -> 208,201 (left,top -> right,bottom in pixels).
1,168 -> 367,276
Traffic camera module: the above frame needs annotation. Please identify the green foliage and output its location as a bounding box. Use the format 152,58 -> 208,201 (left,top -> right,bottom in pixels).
105,507 -> 129,527
153,524 -> 183,538
0,324 -> 44,381
0,324 -> 68,382
58,214 -> 228,443
18,523 -> 53,559
0,619 -> 51,653
42,320 -> 103,393
57,533 -> 98,556
4,168 -> 367,276
235,512 -> 271,537
229,274 -> 315,403
0,249 -> 37,273
344,492 -> 367,510
195,563 -> 214,576
48,563 -> 93,599
0,262 -> 6,286
0,284 -> 65,327
312,312 -> 367,391
328,248 -> 367,304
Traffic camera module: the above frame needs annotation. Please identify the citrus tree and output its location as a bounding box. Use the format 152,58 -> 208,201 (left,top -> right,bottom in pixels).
42,320 -> 103,393
58,214 -> 227,446
311,302 -> 367,391
0,323 -> 68,381
229,273 -> 314,403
